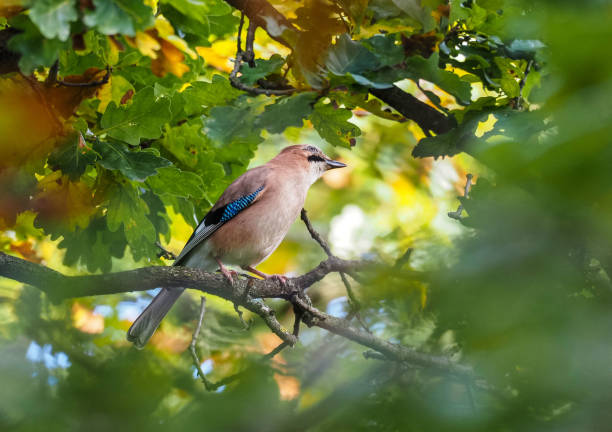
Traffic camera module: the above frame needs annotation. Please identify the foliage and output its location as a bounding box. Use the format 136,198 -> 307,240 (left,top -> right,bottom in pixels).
1,0 -> 611,431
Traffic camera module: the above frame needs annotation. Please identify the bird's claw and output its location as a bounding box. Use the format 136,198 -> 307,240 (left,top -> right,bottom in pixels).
220,268 -> 238,285
267,274 -> 288,287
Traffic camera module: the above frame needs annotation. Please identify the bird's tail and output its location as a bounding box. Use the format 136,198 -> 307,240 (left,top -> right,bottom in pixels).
127,287 -> 184,348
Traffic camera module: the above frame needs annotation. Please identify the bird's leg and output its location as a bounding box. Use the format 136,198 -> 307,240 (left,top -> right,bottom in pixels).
215,257 -> 237,285
242,266 -> 288,286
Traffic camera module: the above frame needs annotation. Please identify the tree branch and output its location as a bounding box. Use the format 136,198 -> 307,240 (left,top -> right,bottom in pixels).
301,209 -> 369,331
189,296 -> 216,391
448,173 -> 473,220
0,251 -> 471,377
369,86 -> 456,134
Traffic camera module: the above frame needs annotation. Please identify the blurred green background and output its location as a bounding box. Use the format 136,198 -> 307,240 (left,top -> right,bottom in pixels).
1,0 -> 612,431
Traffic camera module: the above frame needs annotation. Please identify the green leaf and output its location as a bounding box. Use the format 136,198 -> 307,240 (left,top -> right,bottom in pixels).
412,109 -> 490,159
332,91 -> 403,121
59,31 -> 110,75
203,98 -> 265,173
310,100 -> 361,148
94,141 -> 170,181
182,75 -> 242,116
204,99 -> 263,145
361,34 -> 405,67
326,34 -> 380,75
160,122 -> 226,198
160,3 -> 237,46
325,34 -> 388,87
83,0 -> 154,37
449,0 -> 470,22
494,57 -> 521,98
142,189 -> 170,241
147,166 -> 206,199
412,108 -> 547,159
368,0 -> 434,30
59,217 -> 126,273
404,53 -> 472,105
100,87 -> 171,145
329,37 -> 391,88
160,0 -> 231,22
48,133 -> 99,180
106,182 -> 157,260
258,92 -> 318,134
239,55 -> 285,85
7,15 -> 69,74
391,0 -> 434,30
28,0 -> 78,42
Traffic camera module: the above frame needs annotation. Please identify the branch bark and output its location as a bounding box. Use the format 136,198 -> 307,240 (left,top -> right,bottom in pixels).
0,251 -> 471,377
222,0 -> 456,135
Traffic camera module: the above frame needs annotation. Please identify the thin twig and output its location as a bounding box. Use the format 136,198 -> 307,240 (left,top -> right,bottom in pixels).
189,297 -> 215,391
513,59 -> 533,110
301,209 -> 368,331
233,302 -> 250,329
448,174 -> 473,220
229,51 -> 296,96
244,19 -> 256,66
46,60 -> 59,85
237,12 -> 245,54
394,248 -> 413,269
363,350 -> 389,361
264,305 -> 304,360
229,16 -> 295,96
57,66 -> 111,87
155,241 -> 177,260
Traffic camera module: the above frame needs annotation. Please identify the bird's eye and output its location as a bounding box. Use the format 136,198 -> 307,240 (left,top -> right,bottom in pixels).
308,155 -> 325,163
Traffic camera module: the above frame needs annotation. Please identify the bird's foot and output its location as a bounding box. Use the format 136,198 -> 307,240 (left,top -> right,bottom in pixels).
216,258 -> 237,285
267,274 -> 288,287
220,268 -> 238,285
242,266 -> 288,287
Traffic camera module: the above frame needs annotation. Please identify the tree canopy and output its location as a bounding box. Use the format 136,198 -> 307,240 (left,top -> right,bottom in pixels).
1,0 -> 611,431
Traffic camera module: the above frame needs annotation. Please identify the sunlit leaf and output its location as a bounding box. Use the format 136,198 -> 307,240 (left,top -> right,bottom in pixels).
94,140 -> 170,181
310,100 -> 361,147
258,92 -> 317,134
106,182 -> 157,260
28,0 -> 78,42
239,54 -> 285,85
48,132 -> 99,180
147,166 -> 206,199
100,87 -> 171,145
83,0 -> 154,37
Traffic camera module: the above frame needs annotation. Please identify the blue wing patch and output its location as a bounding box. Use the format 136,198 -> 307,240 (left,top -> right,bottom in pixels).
220,186 -> 264,223
173,185 -> 264,265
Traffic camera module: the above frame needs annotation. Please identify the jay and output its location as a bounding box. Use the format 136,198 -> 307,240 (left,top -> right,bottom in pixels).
127,144 -> 346,347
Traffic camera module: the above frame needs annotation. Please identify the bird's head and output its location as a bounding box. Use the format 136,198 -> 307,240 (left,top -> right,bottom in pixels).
276,144 -> 346,184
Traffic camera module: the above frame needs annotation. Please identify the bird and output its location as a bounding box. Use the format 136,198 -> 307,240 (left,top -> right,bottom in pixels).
127,144 -> 346,348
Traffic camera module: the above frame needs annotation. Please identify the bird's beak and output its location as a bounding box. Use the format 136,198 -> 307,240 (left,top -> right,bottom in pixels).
325,159 -> 347,169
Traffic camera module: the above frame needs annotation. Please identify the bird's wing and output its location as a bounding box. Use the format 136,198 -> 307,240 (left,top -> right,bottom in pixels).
173,166 -> 269,265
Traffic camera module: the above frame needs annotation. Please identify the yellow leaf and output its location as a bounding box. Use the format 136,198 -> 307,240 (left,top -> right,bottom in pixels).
274,373 -> 300,400
72,302 -> 104,334
166,35 -> 197,60
154,15 -> 175,38
150,327 -> 191,353
152,38 -> 190,77
134,31 -> 161,58
96,75 -> 135,113
196,39 -> 235,72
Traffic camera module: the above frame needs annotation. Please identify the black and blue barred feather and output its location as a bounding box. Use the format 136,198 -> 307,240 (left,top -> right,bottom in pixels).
220,186 -> 264,223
